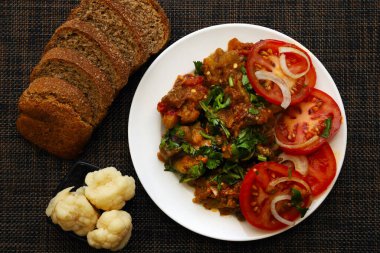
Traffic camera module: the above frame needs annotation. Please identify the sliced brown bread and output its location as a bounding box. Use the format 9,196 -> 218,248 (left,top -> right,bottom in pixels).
17,77 -> 94,159
30,47 -> 114,125
45,19 -> 130,93
69,0 -> 146,71
20,77 -> 93,125
115,0 -> 170,55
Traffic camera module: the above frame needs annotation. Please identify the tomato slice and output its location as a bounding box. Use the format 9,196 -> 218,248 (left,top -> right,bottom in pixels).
246,39 -> 316,106
239,162 -> 312,231
275,88 -> 342,155
304,143 -> 337,196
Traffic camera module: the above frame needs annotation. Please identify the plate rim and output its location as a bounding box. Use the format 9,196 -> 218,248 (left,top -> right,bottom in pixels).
128,23 -> 347,241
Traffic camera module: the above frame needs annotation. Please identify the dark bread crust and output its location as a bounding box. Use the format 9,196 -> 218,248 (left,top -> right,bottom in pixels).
30,47 -> 114,125
45,18 -> 130,93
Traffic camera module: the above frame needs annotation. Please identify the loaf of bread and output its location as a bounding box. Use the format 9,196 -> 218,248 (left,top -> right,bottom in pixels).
16,0 -> 170,159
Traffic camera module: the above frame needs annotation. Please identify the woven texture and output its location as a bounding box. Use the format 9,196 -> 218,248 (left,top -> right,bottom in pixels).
1,0 -> 379,252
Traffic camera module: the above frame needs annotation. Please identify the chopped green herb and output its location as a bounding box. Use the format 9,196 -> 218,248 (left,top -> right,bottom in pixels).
231,127 -> 266,160
180,162 -> 206,183
164,162 -> 176,173
214,93 -> 231,111
199,101 -> 230,138
321,118 -> 332,138
291,188 -> 309,218
241,66 -> 247,74
181,142 -> 197,156
200,131 -> 214,140
197,146 -> 223,170
204,86 -> 231,111
242,74 -> 250,86
257,154 -> 267,161
228,76 -> 234,87
249,107 -> 259,115
193,61 -> 203,75
255,170 -> 259,175
250,94 -> 258,103
212,162 -> 245,190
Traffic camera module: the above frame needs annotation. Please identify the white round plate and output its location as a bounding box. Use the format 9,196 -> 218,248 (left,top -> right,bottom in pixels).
128,24 -> 347,241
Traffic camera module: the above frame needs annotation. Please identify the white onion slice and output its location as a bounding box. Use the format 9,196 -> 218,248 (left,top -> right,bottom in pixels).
270,194 -> 295,226
255,70 -> 291,109
278,153 -> 309,176
279,47 -> 310,79
268,177 -> 311,193
275,134 -> 319,150
210,186 -> 218,196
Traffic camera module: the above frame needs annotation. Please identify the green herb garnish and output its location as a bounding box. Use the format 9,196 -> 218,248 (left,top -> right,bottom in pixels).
197,146 -> 223,170
200,131 -> 214,140
231,127 -> 265,160
211,162 -> 245,190
193,61 -> 203,75
180,162 -> 206,183
321,118 -> 332,138
228,76 -> 234,87
291,188 -> 309,218
248,107 -> 259,115
199,101 -> 230,138
257,154 -> 267,162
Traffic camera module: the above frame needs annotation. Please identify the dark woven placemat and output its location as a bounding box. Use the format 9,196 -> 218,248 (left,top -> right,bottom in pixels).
1,0 -> 379,252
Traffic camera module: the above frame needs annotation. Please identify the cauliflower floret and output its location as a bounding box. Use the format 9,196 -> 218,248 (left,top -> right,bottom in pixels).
87,210 -> 132,251
46,187 -> 99,236
84,167 -> 135,210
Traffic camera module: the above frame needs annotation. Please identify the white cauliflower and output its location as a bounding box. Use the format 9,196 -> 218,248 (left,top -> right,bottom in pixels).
87,210 -> 132,251
46,187 -> 99,236
84,167 -> 135,210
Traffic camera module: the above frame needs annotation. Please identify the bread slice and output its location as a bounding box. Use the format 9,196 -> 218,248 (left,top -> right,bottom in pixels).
17,77 -> 94,159
69,0 -> 146,71
30,47 -> 114,125
45,19 -> 130,93
20,77 -> 93,125
115,0 -> 170,55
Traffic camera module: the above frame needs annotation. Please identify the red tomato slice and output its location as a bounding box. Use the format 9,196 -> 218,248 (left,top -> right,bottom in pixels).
275,88 -> 342,155
304,143 -> 337,196
246,39 -> 316,106
239,162 -> 312,231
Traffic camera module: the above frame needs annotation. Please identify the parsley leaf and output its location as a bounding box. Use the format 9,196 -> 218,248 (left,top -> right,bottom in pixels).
197,146 -> 223,170
211,162 -> 245,190
290,188 -> 309,218
248,107 -> 259,115
231,127 -> 266,160
164,162 -> 176,173
193,61 -> 203,75
180,162 -> 205,183
321,117 -> 332,138
203,86 -> 231,111
181,142 -> 197,156
199,101 -> 230,138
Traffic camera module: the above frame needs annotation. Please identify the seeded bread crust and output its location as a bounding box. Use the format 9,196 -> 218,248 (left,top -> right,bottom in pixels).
17,84 -> 93,159
30,47 -> 114,125
45,19 -> 130,93
69,0 -> 145,71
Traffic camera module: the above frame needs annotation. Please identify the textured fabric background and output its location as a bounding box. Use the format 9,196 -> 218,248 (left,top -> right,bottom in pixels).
0,0 -> 379,252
